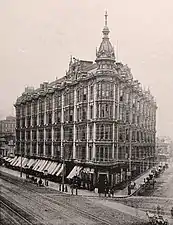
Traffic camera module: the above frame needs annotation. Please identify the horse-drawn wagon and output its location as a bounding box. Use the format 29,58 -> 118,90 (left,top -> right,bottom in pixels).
146,211 -> 169,225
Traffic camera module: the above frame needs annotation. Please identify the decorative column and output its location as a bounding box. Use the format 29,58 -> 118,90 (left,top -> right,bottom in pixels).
73,89 -> 76,159
52,94 -> 55,157
30,102 -> 33,156
93,83 -> 96,160
43,97 -> 46,156
112,83 -> 116,159
24,104 -> 27,156
61,93 -> 64,158
36,100 -> 39,155
86,85 -> 90,160
116,84 -> 120,160
129,90 -> 133,178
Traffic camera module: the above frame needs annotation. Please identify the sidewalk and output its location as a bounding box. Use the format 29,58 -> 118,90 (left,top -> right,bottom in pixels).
115,169 -> 153,197
0,166 -> 97,197
1,166 -> 173,224
0,165 -> 154,197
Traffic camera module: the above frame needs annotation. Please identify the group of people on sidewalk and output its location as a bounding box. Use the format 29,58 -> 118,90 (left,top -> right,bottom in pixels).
26,174 -> 48,187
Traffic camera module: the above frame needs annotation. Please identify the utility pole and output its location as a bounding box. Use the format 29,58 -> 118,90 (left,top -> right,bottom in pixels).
128,89 -> 133,182
62,146 -> 65,192
20,147 -> 22,177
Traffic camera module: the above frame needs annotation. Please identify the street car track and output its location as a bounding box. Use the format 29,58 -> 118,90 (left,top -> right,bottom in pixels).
1,172 -> 112,225
0,197 -> 38,225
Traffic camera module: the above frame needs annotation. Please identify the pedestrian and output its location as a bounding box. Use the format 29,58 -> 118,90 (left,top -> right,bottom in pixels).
157,205 -> 161,216
128,184 -> 131,195
134,182 -> 136,188
110,187 -> 114,197
171,207 -> 173,218
38,178 -> 43,187
107,188 -> 110,197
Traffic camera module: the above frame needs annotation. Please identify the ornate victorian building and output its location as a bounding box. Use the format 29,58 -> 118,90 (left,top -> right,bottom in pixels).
14,13 -> 157,187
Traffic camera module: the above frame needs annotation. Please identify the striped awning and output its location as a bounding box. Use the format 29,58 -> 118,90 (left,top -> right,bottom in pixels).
38,160 -> 48,172
33,159 -> 42,171
14,157 -> 21,167
3,156 -> 8,160
52,163 -> 61,175
47,162 -> 56,174
10,156 -> 18,166
49,162 -> 58,175
67,166 -> 82,179
22,158 -> 29,168
26,159 -> 36,168
6,158 -> 13,162
55,164 -> 64,177
43,161 -> 52,172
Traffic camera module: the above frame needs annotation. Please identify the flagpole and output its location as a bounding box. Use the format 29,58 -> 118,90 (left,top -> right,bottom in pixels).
116,40 -> 119,62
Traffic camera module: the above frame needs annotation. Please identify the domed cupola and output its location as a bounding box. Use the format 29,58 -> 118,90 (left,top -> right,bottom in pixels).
96,11 -> 115,69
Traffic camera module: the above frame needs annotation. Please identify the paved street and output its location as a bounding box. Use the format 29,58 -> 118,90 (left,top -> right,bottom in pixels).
141,163 -> 173,198
0,169 -> 148,225
114,164 -> 173,223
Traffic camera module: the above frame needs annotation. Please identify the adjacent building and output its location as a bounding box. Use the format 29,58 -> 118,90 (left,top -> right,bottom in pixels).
156,136 -> 173,163
14,13 -> 157,187
0,116 -> 16,136
0,116 -> 16,157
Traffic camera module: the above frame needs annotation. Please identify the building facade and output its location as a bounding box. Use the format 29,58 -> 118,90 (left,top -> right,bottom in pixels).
156,136 -> 173,163
14,13 -> 157,187
0,116 -> 16,157
0,116 -> 16,136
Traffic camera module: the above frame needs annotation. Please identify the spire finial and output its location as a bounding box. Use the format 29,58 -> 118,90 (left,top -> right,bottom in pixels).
105,11 -> 108,26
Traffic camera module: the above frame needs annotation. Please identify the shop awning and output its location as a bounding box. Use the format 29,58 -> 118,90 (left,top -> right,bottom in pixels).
16,157 -> 26,167
32,159 -> 41,170
27,159 -> 36,168
67,166 -> 82,179
22,158 -> 29,168
6,158 -> 13,162
47,162 -> 56,174
51,163 -> 61,175
3,156 -> 8,160
36,160 -> 46,172
14,157 -> 21,167
10,156 -> 18,166
43,161 -> 52,172
49,162 -> 58,175
55,164 -> 64,177
38,160 -> 48,172
19,157 -> 27,168
33,160 -> 43,171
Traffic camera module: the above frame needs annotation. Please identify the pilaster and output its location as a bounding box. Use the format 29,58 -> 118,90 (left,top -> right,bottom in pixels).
61,93 -> 64,158
36,101 -> 39,155
112,83 -> 116,159
93,83 -> 96,159
52,94 -> 55,157
116,84 -> 120,160
73,89 -> 76,159
43,98 -> 46,156
86,85 -> 90,160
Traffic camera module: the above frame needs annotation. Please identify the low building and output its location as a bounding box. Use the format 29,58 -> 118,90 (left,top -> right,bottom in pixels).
14,13 -> 157,188
0,116 -> 16,157
156,137 -> 173,163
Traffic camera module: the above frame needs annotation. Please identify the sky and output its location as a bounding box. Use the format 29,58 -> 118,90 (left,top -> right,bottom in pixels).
0,0 -> 173,139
